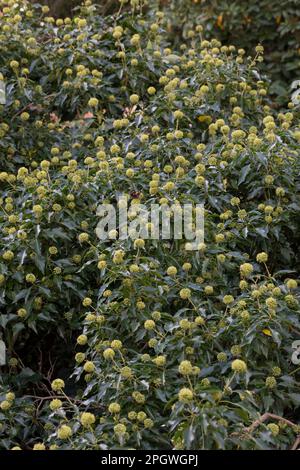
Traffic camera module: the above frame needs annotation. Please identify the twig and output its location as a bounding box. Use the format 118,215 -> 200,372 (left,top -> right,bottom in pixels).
24,394 -> 104,409
232,412 -> 300,450
25,394 -> 78,403
244,412 -> 295,434
291,435 -> 300,450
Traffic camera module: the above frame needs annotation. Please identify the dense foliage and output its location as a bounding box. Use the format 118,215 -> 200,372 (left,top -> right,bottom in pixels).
32,0 -> 300,102
0,0 -> 300,450
163,0 -> 300,101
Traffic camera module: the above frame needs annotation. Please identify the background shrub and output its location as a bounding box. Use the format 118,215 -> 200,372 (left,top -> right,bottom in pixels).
29,0 -> 300,102
162,0 -> 300,102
